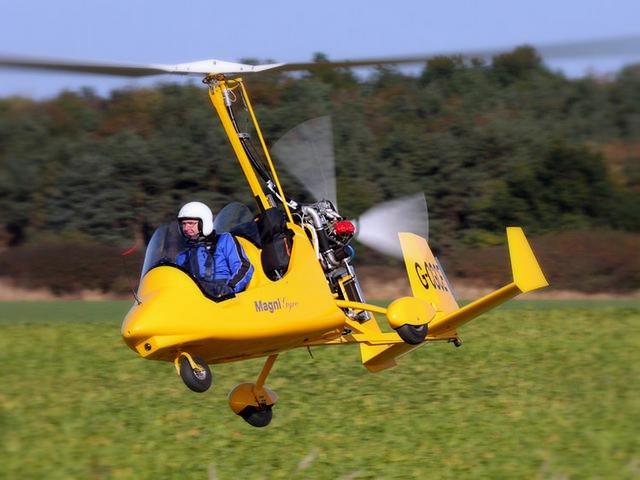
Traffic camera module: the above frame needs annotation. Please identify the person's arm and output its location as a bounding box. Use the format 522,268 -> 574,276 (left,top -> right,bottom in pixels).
176,250 -> 187,267
221,233 -> 254,293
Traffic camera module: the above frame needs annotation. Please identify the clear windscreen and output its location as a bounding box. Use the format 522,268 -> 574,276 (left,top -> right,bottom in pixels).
141,222 -> 187,278
213,202 -> 260,245
213,202 -> 254,232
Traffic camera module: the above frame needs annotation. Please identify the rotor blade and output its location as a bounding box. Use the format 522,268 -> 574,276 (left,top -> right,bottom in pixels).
356,193 -> 429,259
271,116 -> 337,206
3,34 -> 638,79
267,34 -> 640,73
0,55 -> 284,77
0,55 -> 169,77
535,35 -> 640,59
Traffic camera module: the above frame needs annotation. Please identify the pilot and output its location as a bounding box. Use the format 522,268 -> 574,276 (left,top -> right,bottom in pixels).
175,201 -> 253,298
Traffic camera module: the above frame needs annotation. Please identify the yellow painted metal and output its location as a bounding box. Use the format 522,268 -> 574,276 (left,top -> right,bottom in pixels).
121,224 -> 346,364
207,80 -> 270,210
344,317 -> 400,344
256,354 -> 278,389
347,316 -> 410,372
173,355 -> 181,374
385,296 -> 436,329
334,299 -> 387,315
228,353 -> 279,414
173,351 -> 199,375
427,283 -> 521,337
398,232 -> 458,313
228,383 -> 278,414
360,344 -> 414,372
507,227 -> 549,292
239,81 -> 294,224
300,312 -> 407,372
310,312 -> 447,373
304,318 -> 400,347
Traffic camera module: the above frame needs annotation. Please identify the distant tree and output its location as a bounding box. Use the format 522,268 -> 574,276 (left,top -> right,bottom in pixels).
491,45 -> 543,85
304,52 -> 357,88
419,55 -> 465,86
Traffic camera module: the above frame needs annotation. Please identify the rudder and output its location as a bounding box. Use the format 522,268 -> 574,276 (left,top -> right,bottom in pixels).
398,232 -> 458,313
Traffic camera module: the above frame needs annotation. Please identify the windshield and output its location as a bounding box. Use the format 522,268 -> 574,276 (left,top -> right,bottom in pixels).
213,202 -> 254,232
213,202 -> 260,246
141,221 -> 188,278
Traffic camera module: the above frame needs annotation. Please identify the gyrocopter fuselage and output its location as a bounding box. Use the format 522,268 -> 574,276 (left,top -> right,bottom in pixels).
119,74 -> 549,428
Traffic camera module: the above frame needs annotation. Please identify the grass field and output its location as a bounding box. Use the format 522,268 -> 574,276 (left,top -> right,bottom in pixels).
1,300 -> 638,479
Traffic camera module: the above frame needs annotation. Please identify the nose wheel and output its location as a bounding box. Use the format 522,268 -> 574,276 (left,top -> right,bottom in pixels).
175,353 -> 212,393
228,354 -> 278,428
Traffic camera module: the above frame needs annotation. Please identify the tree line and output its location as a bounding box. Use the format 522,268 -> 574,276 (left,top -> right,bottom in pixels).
1,46 -> 639,254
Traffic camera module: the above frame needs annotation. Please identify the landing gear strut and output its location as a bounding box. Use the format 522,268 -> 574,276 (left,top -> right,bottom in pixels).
228,354 -> 278,428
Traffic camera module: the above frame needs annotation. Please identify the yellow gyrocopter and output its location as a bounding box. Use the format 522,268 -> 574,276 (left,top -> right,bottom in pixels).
14,42 -> 631,426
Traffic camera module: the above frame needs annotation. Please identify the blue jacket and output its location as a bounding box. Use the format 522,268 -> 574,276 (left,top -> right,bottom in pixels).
176,232 -> 253,293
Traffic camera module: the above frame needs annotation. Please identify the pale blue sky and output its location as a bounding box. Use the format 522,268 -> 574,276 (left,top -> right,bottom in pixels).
1,0 -> 639,97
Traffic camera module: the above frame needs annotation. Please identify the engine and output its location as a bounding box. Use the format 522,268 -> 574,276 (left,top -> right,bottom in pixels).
299,200 -> 369,321
300,200 -> 354,269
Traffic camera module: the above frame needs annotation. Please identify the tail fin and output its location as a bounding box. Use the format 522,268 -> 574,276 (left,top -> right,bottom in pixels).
398,232 -> 458,313
507,227 -> 549,292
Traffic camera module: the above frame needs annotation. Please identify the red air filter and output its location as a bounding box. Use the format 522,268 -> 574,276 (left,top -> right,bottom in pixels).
333,220 -> 356,236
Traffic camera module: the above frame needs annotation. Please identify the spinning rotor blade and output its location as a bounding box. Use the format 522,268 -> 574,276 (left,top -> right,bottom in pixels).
275,34 -> 640,71
272,116 -> 337,206
2,34 -> 638,79
356,193 -> 429,259
0,55 -> 284,77
533,35 -> 640,60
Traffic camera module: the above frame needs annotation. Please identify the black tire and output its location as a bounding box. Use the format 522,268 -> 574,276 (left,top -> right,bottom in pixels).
395,324 -> 428,345
179,355 -> 212,393
239,405 -> 273,428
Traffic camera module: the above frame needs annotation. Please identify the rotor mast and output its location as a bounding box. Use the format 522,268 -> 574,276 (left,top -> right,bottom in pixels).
206,75 -> 269,211
205,74 -> 293,222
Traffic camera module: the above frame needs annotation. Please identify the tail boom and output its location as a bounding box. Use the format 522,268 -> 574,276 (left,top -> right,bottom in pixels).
427,282 -> 520,337
423,226 -> 548,337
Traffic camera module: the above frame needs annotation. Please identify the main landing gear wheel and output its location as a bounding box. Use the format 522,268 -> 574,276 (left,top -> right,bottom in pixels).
239,405 -> 273,428
228,381 -> 278,428
395,323 -> 428,345
228,355 -> 278,428
179,355 -> 212,393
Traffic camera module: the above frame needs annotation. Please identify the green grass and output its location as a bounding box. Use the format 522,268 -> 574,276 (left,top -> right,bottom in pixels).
0,300 -> 638,479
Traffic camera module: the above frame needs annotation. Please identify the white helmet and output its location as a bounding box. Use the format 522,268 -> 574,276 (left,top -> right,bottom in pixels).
177,201 -> 214,236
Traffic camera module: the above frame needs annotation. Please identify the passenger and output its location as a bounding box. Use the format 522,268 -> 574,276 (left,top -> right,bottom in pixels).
175,201 -> 253,298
